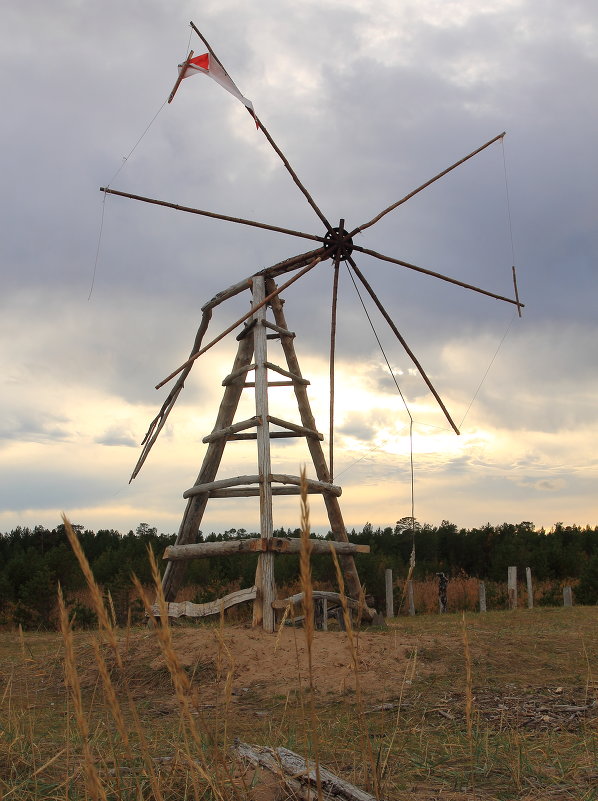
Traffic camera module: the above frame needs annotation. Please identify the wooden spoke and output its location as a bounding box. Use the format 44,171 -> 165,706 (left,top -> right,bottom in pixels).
350,131 -> 506,237
348,256 -> 460,435
99,187 -> 325,245
351,243 -> 524,308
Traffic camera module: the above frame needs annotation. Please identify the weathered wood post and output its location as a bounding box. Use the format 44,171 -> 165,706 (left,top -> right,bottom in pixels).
436,572 -> 448,613
479,581 -> 487,612
508,566 -> 517,610
408,580 -> 415,616
563,586 -> 573,607
385,568 -> 394,618
526,567 -> 533,609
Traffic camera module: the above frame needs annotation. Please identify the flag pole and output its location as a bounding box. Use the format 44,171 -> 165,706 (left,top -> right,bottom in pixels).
168,50 -> 194,104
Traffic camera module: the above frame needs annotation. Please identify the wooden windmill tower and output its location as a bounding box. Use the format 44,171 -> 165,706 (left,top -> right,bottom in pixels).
101,22 -> 523,632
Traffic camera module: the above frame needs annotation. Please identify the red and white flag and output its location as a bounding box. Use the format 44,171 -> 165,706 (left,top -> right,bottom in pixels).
170,51 -> 255,116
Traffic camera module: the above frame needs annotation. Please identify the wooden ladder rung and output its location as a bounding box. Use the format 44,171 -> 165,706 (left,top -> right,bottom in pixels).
262,320 -> 295,338
242,381 -> 296,388
263,361 -> 309,385
267,415 -> 323,440
202,416 -> 261,443
228,431 -> 303,441
222,364 -> 256,386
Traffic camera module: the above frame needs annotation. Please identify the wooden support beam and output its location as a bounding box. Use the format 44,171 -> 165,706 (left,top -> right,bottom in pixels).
267,415 -> 323,439
165,537 -> 369,561
202,416 -> 261,443
209,486 -> 326,497
263,362 -> 309,384
270,473 -> 342,495
183,474 -> 261,499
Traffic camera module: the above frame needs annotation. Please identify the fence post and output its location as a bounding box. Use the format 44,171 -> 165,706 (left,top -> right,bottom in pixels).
508,566 -> 518,610
408,580 -> 415,616
479,581 -> 487,613
385,568 -> 394,618
563,586 -> 573,607
526,567 -> 534,609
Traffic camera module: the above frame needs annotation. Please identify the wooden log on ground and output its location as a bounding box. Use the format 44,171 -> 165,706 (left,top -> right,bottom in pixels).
152,586 -> 257,619
233,741 -> 377,801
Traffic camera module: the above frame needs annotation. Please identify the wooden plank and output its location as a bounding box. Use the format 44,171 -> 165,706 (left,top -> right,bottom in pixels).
242,381 -> 295,388
201,416 -> 260,443
267,415 -> 323,439
183,474 -> 261,498
165,539 -> 265,561
152,586 -> 257,618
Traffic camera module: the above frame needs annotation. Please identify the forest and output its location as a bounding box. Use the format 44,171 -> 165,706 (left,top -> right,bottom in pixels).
1,518 -> 597,629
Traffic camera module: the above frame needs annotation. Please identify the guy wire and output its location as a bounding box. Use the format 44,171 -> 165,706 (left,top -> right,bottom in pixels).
89,98 -> 168,300
345,263 -> 416,547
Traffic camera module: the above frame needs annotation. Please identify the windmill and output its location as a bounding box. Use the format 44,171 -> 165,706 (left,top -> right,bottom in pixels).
101,22 -> 523,632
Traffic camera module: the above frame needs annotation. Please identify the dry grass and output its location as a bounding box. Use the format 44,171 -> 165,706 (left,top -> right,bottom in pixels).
0,515 -> 596,800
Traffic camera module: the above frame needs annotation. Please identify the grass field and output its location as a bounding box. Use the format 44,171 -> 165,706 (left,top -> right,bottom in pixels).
1,604 -> 597,800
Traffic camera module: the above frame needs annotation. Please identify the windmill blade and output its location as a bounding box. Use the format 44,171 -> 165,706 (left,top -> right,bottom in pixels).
190,21 -> 334,234
347,256 -> 460,435
351,243 -> 524,308
100,187 -> 325,246
349,132 -> 506,238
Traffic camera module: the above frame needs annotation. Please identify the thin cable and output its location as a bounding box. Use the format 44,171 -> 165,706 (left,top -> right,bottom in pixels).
88,99 -> 167,300
458,311 -> 516,428
345,262 -> 416,541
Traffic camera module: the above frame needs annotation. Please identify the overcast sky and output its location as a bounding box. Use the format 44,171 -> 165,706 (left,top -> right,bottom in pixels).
1,0 -> 596,536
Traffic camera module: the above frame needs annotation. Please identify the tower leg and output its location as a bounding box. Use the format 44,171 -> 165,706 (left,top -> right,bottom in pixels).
162,333 -> 254,601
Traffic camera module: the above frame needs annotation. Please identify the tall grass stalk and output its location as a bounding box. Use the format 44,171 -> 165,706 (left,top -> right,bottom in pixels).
62,514 -> 164,801
57,585 -> 107,801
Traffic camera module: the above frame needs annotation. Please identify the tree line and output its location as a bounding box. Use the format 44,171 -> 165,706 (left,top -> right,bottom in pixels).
1,518 -> 597,628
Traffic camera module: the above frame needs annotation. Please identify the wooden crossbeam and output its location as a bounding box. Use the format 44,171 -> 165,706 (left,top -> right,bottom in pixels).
183,473 -> 342,499
164,537 -> 369,561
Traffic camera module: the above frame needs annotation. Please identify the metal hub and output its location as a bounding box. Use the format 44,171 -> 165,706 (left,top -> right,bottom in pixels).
324,225 -> 354,260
